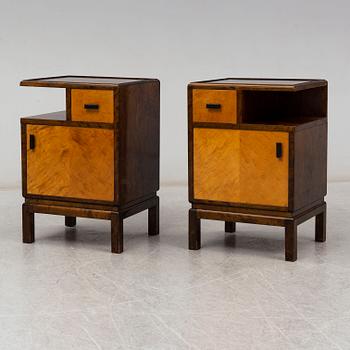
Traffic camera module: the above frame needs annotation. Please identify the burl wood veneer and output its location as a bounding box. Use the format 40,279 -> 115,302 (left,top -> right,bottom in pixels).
188,78 -> 328,261
21,75 -> 160,253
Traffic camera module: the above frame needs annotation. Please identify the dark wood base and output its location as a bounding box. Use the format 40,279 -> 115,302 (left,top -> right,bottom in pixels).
188,202 -> 326,261
22,195 -> 159,254
65,216 -> 76,227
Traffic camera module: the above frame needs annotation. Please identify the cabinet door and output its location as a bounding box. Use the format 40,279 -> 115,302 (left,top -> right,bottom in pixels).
239,130 -> 289,207
193,129 -> 289,207
193,128 -> 240,202
26,125 -> 115,202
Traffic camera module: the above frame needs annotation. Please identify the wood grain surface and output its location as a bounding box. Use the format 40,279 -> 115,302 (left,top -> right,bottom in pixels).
193,129 -> 289,206
26,125 -> 114,201
192,89 -> 237,123
193,129 -> 240,202
71,89 -> 114,123
239,130 -> 289,207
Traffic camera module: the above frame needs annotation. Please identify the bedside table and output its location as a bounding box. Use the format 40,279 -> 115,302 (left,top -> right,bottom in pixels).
21,75 -> 160,253
188,78 -> 327,261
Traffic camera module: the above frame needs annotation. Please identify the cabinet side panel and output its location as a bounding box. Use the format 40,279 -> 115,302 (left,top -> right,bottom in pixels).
118,81 -> 160,204
294,123 -> 327,210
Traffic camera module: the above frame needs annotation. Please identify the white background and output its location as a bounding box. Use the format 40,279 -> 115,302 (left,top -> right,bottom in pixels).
1,0 -> 349,188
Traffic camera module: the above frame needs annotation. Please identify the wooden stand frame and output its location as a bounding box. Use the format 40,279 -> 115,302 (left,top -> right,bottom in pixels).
187,78 -> 328,262
189,202 -> 326,262
22,195 -> 159,253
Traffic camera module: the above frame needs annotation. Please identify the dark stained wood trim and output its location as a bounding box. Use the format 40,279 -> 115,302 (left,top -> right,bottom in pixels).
20,75 -> 159,89
21,123 -> 28,197
236,90 -> 244,124
24,193 -> 116,206
288,130 -> 295,211
191,198 -> 289,212
294,202 -> 326,225
189,78 -> 327,92
21,117 -> 114,129
66,88 -> 71,120
188,85 -> 194,202
25,193 -> 155,211
192,199 -> 324,218
196,208 -> 290,226
26,203 -> 112,220
114,126 -> 119,205
120,196 -> 158,219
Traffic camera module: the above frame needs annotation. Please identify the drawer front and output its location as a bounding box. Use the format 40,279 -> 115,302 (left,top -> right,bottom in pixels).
193,129 -> 289,207
25,125 -> 115,202
192,89 -> 237,123
71,89 -> 114,123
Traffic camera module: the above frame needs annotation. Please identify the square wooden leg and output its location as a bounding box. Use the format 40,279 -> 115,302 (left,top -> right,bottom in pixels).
225,221 -> 236,233
315,206 -> 326,242
189,209 -> 201,250
65,216 -> 76,227
148,196 -> 159,236
285,220 -> 297,262
22,204 -> 34,243
111,212 -> 123,254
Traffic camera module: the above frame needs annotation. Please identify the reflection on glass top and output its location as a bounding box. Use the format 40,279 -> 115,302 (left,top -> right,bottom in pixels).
40,76 -> 139,85
207,79 -> 309,86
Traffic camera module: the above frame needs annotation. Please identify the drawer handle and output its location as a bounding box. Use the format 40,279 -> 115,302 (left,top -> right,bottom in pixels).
29,134 -> 35,150
84,104 -> 99,110
276,142 -> 282,158
206,103 -> 221,109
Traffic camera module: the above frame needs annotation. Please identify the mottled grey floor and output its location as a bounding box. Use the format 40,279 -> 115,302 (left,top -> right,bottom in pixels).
0,183 -> 350,349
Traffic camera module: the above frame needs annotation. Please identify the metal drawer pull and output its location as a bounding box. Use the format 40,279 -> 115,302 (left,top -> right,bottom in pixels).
29,134 -> 35,150
276,142 -> 282,158
206,103 -> 221,109
84,104 -> 99,110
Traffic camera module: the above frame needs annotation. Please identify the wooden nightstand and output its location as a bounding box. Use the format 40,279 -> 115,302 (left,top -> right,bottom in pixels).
188,78 -> 327,261
21,75 -> 160,253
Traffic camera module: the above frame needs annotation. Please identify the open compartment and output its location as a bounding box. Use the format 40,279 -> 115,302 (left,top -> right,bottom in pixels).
239,86 -> 327,126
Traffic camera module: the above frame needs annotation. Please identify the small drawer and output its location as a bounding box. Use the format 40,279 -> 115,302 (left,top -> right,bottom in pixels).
71,89 -> 114,123
192,89 -> 237,123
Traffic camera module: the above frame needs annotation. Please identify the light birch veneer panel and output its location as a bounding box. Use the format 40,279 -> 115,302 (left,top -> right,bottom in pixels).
27,125 -> 114,201
71,89 -> 114,123
193,129 -> 289,207
193,128 -> 240,202
239,130 -> 289,207
192,89 -> 237,123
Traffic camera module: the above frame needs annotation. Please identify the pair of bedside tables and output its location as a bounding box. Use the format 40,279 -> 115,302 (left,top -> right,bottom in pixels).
20,76 -> 327,261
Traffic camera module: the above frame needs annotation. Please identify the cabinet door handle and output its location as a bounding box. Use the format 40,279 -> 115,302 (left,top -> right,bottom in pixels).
206,103 -> 221,109
29,134 -> 35,150
84,104 -> 99,110
276,142 -> 282,158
